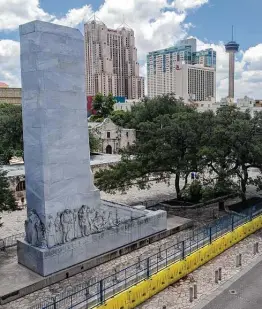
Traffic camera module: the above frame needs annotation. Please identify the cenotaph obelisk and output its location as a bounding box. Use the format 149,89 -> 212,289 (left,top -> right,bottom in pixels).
18,20 -> 167,276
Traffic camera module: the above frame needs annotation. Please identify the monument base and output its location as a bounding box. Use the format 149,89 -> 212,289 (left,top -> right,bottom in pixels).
18,209 -> 167,276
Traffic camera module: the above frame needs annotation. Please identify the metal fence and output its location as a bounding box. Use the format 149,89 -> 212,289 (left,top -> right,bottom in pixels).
30,202 -> 262,309
0,232 -> 25,250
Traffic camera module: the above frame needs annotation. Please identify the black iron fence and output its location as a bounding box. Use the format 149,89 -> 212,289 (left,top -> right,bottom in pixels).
29,202 -> 262,309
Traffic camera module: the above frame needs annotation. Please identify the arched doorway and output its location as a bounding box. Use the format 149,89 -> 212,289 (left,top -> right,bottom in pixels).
106,145 -> 112,154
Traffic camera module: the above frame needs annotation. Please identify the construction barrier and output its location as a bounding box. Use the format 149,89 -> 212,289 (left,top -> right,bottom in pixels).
95,214 -> 262,309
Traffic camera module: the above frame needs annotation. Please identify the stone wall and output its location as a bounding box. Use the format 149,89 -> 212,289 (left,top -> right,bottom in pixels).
7,174 -> 26,208
0,88 -> 22,105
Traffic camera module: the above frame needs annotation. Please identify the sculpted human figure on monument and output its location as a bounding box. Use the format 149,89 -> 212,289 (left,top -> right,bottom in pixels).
46,215 -> 56,248
73,208 -> 81,239
78,205 -> 90,237
87,208 -> 97,233
25,210 -> 47,247
54,212 -> 62,245
61,209 -> 74,243
93,210 -> 106,232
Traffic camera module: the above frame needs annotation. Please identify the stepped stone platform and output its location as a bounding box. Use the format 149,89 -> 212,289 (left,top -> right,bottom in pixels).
0,215 -> 192,305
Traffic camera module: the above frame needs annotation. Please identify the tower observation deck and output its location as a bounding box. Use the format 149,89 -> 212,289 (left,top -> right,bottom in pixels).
225,27 -> 239,101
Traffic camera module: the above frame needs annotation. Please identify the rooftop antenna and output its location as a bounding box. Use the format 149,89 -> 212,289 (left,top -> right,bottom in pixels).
117,14 -> 132,29
86,13 -> 105,25
232,25 -> 234,41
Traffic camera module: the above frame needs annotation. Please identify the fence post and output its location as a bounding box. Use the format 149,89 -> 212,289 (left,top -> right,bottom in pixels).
146,257 -> 150,278
239,253 -> 242,266
215,270 -> 219,283
193,283 -> 197,299
209,227 -> 212,244
52,297 -> 57,309
99,279 -> 104,304
218,267 -> 222,281
189,286 -> 194,302
182,241 -> 185,260
236,255 -> 239,267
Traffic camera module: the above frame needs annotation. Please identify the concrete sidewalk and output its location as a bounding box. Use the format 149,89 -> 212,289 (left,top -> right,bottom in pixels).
193,249 -> 262,309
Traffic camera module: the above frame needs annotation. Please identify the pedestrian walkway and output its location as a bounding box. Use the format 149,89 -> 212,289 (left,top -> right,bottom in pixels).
137,230 -> 262,309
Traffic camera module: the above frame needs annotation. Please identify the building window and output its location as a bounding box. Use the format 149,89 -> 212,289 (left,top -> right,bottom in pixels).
107,132 -> 110,138
16,180 -> 25,192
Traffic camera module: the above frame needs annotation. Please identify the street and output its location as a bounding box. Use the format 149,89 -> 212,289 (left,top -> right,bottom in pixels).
199,260 -> 262,309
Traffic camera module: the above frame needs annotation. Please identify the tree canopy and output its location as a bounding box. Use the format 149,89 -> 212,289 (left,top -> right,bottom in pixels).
89,130 -> 101,153
0,167 -> 16,212
90,93 -> 116,121
0,104 -> 23,164
95,95 -> 262,202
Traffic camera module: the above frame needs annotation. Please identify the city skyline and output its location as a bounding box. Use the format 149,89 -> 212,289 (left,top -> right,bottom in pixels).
0,0 -> 262,100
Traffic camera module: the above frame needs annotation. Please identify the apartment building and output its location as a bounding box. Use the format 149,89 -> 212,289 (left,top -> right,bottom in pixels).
84,19 -> 144,100
147,38 -> 216,103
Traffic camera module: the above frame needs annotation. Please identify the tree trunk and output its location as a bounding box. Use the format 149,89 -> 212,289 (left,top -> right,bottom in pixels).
218,200 -> 225,211
175,173 -> 181,200
240,166 -> 248,202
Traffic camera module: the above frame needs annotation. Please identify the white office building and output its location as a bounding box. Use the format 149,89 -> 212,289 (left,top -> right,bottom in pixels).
147,38 -> 216,104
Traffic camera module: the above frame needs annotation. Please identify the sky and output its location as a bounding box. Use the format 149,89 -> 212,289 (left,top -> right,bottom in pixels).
0,0 -> 262,100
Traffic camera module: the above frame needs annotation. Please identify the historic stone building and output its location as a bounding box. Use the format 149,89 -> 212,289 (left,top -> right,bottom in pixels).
89,118 -> 136,154
0,84 -> 22,105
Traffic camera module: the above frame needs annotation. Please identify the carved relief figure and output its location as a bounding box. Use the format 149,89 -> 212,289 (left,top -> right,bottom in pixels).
78,205 -> 90,237
107,211 -> 116,228
54,212 -> 62,245
46,215 -> 56,248
25,209 -> 46,247
73,208 -> 81,239
87,208 -> 97,233
60,209 -> 74,243
93,210 -> 106,232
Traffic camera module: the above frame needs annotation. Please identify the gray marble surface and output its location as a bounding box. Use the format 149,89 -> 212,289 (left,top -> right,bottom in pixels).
18,209 -> 167,276
20,20 -> 97,229
18,20 -> 167,276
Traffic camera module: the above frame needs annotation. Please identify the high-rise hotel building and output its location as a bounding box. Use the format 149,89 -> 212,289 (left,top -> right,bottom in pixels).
147,38 -> 216,103
84,19 -> 144,99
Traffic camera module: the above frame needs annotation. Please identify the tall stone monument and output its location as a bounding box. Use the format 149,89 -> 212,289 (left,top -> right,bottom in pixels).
18,20 -> 167,276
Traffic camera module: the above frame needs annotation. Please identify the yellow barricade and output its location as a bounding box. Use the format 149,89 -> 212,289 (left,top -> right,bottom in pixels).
95,214 -> 262,309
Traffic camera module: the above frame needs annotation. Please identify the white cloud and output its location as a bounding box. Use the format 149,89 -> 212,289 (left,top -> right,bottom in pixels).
53,5 -> 93,28
1,0 -> 262,100
0,0 -> 52,31
0,40 -> 20,86
172,0 -> 209,11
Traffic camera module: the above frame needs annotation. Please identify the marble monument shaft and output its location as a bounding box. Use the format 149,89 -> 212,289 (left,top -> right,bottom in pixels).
20,21 -> 100,243
18,20 -> 167,276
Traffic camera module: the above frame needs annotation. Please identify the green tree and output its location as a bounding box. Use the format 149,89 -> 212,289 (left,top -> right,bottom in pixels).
0,104 -> 23,164
89,130 -> 101,153
95,95 -> 202,199
91,93 -> 116,120
110,110 -> 132,127
0,167 -> 16,212
200,106 -> 262,200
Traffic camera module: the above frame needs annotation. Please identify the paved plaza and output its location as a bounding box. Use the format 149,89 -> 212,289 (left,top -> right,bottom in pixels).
137,230 -> 262,309
196,256 -> 262,309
